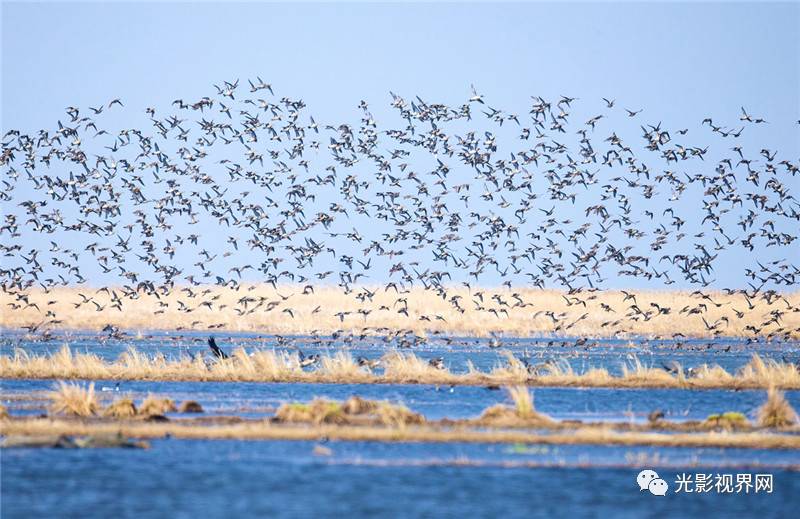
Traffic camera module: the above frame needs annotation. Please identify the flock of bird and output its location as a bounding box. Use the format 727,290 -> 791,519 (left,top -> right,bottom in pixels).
2,78 -> 799,349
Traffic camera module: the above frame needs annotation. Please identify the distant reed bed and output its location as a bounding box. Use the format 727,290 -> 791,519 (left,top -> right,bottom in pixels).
2,285 -> 798,338
2,345 -> 799,389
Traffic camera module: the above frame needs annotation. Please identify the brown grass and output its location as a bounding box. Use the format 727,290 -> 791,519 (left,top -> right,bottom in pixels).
275,400 -> 348,425
382,351 -> 458,384
274,397 -> 424,427
47,382 -> 98,417
318,352 -> 372,382
138,395 -> 177,417
757,387 -> 799,428
178,401 -> 204,413
478,386 -> 554,427
3,417 -> 800,450
103,397 -> 138,418
703,412 -> 749,431
0,404 -> 8,420
5,345 -> 799,389
3,285 -> 798,338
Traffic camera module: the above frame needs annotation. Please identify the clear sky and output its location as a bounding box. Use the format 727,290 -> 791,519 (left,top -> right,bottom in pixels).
2,1 -> 799,289
3,1 -> 799,130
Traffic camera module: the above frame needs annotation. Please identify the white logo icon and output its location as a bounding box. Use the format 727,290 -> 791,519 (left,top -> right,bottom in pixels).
637,469 -> 669,496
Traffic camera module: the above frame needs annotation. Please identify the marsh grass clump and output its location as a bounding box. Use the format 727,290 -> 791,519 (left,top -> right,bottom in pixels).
274,399 -> 346,425
488,352 -> 531,382
342,396 -> 378,415
382,352 -> 455,383
103,397 -> 137,418
138,395 -> 177,417
48,381 -> 99,417
178,400 -> 204,413
119,348 -> 169,377
621,356 -> 677,385
691,364 -> 734,386
741,355 -> 800,388
319,352 -> 369,381
340,396 -> 423,426
507,385 -> 535,418
0,403 -> 8,419
757,387 -> 798,428
373,401 -> 424,427
479,386 -> 553,427
274,396 -> 424,426
243,349 -> 302,380
704,411 -> 749,430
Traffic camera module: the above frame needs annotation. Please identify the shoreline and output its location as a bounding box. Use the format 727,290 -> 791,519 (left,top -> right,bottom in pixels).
3,417 -> 799,450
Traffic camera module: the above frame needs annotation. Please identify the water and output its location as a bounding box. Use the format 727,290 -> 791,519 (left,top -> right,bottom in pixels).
3,334 -> 800,517
2,440 -> 798,518
3,378 -> 800,423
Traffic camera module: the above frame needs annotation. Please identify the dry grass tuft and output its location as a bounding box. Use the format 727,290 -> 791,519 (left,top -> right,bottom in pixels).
382,352 -> 456,384
138,395 -> 177,417
103,398 -> 138,418
479,386 -> 553,427
342,396 -> 378,415
692,364 -> 735,385
274,399 -> 346,425
319,352 -> 369,381
622,356 -> 678,385
741,355 -> 800,387
507,385 -> 536,418
703,412 -> 749,431
274,396 -> 423,427
235,349 -> 302,380
488,352 -> 531,382
757,387 -> 798,428
373,401 -> 425,427
0,404 -> 8,420
48,382 -> 98,417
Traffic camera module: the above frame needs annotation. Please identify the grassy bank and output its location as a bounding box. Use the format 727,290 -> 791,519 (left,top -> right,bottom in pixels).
2,346 -> 799,389
3,417 -> 799,450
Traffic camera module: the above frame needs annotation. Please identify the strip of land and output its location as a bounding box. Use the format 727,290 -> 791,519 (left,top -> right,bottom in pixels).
3,286 -> 798,338
2,346 -> 799,389
2,417 -> 799,450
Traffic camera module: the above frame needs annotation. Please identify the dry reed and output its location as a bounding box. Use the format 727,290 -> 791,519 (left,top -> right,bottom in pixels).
757,387 -> 799,428
4,345 -> 799,389
479,386 -> 554,427
138,395 -> 177,417
47,382 -> 99,417
3,285 -> 798,338
103,398 -> 138,418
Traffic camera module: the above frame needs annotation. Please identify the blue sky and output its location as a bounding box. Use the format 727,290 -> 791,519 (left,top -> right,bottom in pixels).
3,2 -> 799,130
2,2 -> 799,289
